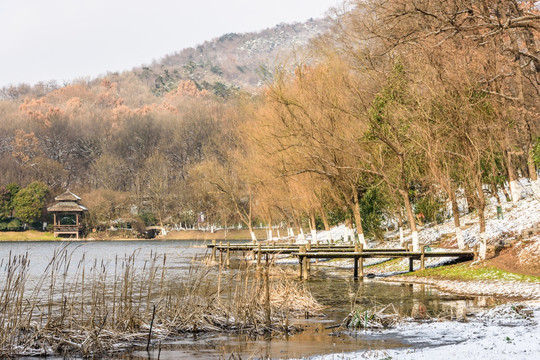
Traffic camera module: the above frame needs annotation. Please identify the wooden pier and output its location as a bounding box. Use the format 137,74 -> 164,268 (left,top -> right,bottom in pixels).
207,240 -> 477,280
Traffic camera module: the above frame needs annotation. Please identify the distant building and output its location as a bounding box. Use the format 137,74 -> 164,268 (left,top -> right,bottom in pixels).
47,190 -> 87,239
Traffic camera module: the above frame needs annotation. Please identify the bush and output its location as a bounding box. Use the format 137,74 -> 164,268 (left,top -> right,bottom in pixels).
327,208 -> 348,227
139,211 -> 157,226
414,194 -> 445,224
533,137 -> 540,167
12,182 -> 49,224
359,187 -> 387,239
6,218 -> 22,231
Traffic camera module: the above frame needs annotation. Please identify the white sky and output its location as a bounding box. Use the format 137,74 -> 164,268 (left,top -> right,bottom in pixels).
0,0 -> 341,87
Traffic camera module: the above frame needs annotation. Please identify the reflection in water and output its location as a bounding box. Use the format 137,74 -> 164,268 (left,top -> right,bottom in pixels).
0,240 -> 503,360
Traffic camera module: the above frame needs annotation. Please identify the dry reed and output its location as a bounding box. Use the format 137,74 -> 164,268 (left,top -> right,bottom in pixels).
0,246 -> 322,357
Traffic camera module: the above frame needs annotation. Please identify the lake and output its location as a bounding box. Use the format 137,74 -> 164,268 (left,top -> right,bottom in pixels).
0,240 -> 499,359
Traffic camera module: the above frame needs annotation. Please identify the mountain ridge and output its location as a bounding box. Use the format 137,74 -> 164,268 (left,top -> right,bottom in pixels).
1,17 -> 330,100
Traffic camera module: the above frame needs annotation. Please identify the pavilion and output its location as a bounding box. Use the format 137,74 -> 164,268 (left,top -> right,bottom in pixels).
47,190 -> 87,238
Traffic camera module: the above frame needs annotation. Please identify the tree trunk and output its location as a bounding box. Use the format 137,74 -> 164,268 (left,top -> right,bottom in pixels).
309,211 -> 316,231
401,190 -> 418,251
476,180 -> 487,260
248,222 -> 257,242
506,150 -> 520,203
450,192 -> 464,249
343,218 -> 351,242
501,186 -> 511,203
265,218 -> 273,241
299,227 -> 305,241
528,150 -> 538,182
464,186 -> 475,214
397,209 -> 404,246
309,210 -> 317,242
319,204 -> 330,231
351,190 -> 366,246
528,150 -> 540,200
491,183 -> 501,206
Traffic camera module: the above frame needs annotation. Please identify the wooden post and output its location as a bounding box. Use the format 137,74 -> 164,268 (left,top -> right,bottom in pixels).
420,245 -> 425,270
353,256 -> 358,280
219,241 -> 223,266
303,255 -> 309,280
353,241 -> 359,279
359,243 -> 364,278
409,257 -> 414,272
257,243 -> 262,268
299,246 -> 308,279
299,245 -> 306,279
226,241 -> 230,267
211,240 -> 216,262
305,241 -> 311,272
473,245 -> 479,261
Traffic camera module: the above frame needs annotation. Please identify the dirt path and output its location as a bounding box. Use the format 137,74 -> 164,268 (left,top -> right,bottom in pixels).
488,239 -> 540,277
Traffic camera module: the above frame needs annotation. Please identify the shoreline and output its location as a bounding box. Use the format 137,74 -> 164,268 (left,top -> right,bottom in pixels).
0,237 -> 254,242
0,229 -> 267,242
384,275 -> 540,300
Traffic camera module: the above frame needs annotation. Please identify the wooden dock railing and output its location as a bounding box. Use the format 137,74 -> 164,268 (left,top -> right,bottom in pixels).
207,241 -> 477,280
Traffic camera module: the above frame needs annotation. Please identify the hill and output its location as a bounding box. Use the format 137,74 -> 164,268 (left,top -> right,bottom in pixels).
136,18 -> 330,96
0,17 -> 330,101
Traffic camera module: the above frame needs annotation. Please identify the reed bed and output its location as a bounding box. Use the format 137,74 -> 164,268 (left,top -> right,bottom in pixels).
342,303 -> 401,330
0,246 -> 322,357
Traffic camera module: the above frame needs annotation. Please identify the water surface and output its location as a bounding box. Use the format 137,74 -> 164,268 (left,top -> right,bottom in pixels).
0,240 -> 500,359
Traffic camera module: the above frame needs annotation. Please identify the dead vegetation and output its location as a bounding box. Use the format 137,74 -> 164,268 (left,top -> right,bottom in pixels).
342,304 -> 401,330
0,246 -> 322,357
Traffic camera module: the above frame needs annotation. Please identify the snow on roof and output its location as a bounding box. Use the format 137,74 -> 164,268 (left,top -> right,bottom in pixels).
47,201 -> 86,212
54,190 -> 81,202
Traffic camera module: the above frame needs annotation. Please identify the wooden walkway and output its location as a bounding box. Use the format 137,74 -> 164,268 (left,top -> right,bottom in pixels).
206,240 -> 477,280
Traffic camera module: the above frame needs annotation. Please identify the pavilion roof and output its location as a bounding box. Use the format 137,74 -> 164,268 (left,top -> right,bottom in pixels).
47,201 -> 87,213
54,190 -> 81,202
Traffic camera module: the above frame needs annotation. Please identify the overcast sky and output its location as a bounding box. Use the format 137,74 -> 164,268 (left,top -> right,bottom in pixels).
0,0 -> 341,87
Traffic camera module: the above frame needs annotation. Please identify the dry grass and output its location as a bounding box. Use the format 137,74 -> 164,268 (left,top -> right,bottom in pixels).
342,303 -> 401,330
0,230 -> 57,241
0,246 -> 322,357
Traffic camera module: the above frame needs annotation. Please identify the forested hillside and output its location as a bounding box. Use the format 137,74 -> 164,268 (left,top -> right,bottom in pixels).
1,18 -> 330,101
0,0 -> 538,252
0,16 -> 329,230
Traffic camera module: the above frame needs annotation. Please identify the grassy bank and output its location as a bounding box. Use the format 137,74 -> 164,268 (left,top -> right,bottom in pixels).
0,230 -> 57,241
400,262 -> 540,283
0,228 -> 271,242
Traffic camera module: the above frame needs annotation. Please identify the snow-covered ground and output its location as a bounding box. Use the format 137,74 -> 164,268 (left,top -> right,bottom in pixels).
296,302 -> 540,360
296,180 -> 540,249
285,182 -> 540,359
391,275 -> 540,299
